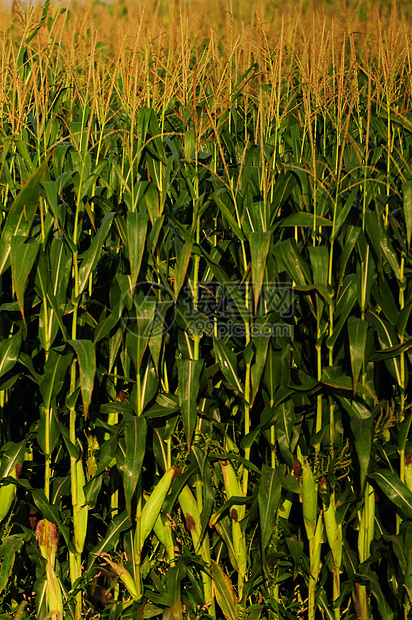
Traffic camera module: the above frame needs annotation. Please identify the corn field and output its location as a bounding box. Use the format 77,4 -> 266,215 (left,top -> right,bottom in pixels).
1,0 -> 412,618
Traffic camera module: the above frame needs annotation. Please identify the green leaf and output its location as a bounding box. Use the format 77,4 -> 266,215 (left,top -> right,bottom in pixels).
338,225 -> 361,284
77,212 -> 115,297
370,337 -> 412,361
210,560 -> 238,620
279,212 -> 333,227
0,160 -> 47,275
10,236 -> 40,319
0,535 -> 25,595
122,415 -> 147,515
258,464 -> 284,550
38,406 -> 60,456
249,232 -> 271,312
369,469 -> 412,518
348,317 -> 368,394
174,242 -> 192,298
275,401 -> 295,467
273,238 -> 311,286
367,310 -> 402,386
365,209 -> 401,280
351,418 -> 373,491
31,488 -> 70,546
251,334 -> 270,405
166,564 -> 183,619
357,569 -> 394,620
0,441 -> 25,479
332,187 -> 358,241
50,236 -> 72,307
177,358 -> 203,452
88,510 -> 132,570
0,331 -> 22,378
213,338 -> 243,394
308,245 -> 329,286
214,516 -> 240,572
212,192 -> 244,241
402,180 -> 412,250
39,346 -> 72,410
68,340 -> 96,417
127,211 -> 148,292
326,274 -> 357,348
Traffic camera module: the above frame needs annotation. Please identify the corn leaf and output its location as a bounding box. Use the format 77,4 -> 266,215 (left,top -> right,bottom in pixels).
127,211 -> 148,292
249,231 -> 271,312
0,161 -> 47,275
369,470 -> 412,518
210,560 -> 238,620
68,340 -> 96,417
10,236 -> 40,319
258,464 -> 284,550
0,331 -> 22,378
122,414 -> 147,516
77,212 -> 115,297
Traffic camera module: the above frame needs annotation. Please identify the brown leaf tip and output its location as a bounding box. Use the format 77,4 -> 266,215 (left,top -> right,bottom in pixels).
185,513 -> 196,531
292,460 -> 302,478
172,467 -> 182,484
231,508 -> 238,522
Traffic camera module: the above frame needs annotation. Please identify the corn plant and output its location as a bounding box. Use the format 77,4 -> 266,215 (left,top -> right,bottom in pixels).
1,1 -> 412,619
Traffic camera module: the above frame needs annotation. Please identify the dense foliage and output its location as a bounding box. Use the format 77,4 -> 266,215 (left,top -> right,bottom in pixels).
1,1 -> 412,618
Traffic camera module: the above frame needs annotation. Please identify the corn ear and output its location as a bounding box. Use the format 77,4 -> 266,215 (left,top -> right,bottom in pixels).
179,484 -> 213,606
220,460 -> 245,521
0,481 -> 16,522
0,456 -> 20,522
210,560 -> 237,620
278,495 -> 292,519
301,457 -> 317,540
153,513 -> 175,563
310,514 -> 324,581
140,466 -> 176,545
358,483 -> 375,563
46,560 -> 63,619
179,484 -> 201,549
73,459 -> 88,553
100,554 -> 139,600
232,519 -> 247,583
405,455 -> 412,492
220,460 -> 247,599
320,483 -> 342,572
